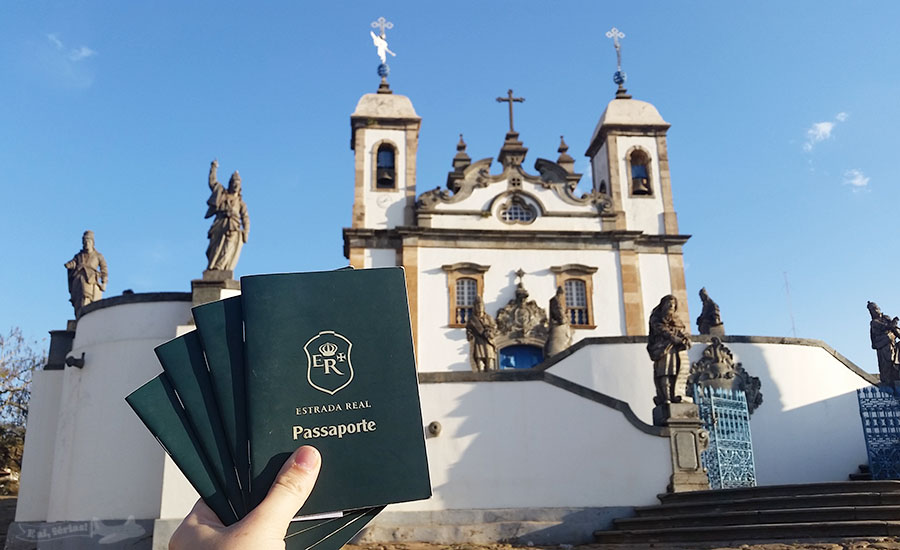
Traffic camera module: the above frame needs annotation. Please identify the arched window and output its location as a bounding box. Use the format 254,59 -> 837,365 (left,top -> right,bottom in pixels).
375,144 -> 396,189
564,279 -> 589,326
498,195 -> 537,224
455,278 -> 477,324
628,149 -> 652,196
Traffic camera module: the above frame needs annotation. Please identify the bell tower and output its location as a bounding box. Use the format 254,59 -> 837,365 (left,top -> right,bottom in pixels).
349,85 -> 420,231
349,18 -> 420,233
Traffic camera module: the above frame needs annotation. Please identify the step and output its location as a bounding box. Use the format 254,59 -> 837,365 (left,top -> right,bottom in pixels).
615,505 -> 900,529
358,520 -> 563,545
657,480 -> 900,505
594,520 -> 900,543
635,491 -> 900,517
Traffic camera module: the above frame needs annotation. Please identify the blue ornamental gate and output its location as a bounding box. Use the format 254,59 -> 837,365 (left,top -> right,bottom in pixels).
857,385 -> 900,479
694,385 -> 757,489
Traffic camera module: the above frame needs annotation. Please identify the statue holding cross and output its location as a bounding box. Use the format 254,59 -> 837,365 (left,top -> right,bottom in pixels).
496,89 -> 525,133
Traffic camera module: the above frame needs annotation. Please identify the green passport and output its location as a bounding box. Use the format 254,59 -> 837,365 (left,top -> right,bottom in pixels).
191,296 -> 250,502
241,267 -> 432,515
125,375 -> 239,525
155,331 -> 246,516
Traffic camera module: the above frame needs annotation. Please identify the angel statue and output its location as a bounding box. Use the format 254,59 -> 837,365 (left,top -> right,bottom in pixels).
205,159 -> 249,272
370,31 -> 396,65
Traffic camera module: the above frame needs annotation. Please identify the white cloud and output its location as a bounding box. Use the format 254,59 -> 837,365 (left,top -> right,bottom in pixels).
45,33 -> 97,63
803,112 -> 849,152
843,169 -> 870,189
68,46 -> 96,62
46,33 -> 63,50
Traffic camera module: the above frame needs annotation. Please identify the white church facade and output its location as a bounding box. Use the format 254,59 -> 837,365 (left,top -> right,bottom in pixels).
11,78 -> 880,549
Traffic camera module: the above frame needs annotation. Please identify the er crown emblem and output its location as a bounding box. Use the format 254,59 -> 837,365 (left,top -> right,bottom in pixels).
304,330 -> 354,395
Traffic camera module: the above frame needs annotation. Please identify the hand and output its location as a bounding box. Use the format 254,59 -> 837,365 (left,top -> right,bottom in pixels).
169,446 -> 321,550
242,231 -> 249,243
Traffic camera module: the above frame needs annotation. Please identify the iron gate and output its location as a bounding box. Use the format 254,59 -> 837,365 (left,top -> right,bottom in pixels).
857,385 -> 900,479
694,385 -> 757,489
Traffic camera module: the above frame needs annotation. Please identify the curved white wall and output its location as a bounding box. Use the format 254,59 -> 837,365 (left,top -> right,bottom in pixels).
547,338 -> 871,486
41,298 -> 190,521
392,381 -> 670,511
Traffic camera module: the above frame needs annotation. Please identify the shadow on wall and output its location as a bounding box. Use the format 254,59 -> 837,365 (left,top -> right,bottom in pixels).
732,344 -> 869,486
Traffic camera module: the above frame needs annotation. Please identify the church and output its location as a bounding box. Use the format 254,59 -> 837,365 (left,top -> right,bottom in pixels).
10,29 -> 885,550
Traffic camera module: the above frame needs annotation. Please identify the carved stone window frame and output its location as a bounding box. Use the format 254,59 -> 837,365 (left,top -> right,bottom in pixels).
497,193 -> 538,225
442,262 -> 490,328
625,146 -> 654,198
372,139 -> 400,192
551,264 -> 598,329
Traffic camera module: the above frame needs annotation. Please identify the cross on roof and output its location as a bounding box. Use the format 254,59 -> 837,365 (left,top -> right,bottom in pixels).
371,16 -> 393,38
606,27 -> 625,71
496,89 -> 525,133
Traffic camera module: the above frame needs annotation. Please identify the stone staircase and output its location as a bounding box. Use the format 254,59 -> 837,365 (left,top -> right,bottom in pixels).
594,481 -> 900,544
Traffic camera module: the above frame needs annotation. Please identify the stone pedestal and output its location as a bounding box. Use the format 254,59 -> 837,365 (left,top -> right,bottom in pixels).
653,402 -> 710,493
191,270 -> 241,308
45,320 -> 77,370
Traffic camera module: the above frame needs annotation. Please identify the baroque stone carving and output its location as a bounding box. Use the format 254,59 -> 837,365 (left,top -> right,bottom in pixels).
648,295 -> 691,406
696,287 -> 725,335
64,230 -> 108,318
868,301 -> 900,386
465,296 -> 497,372
495,275 -> 549,347
205,159 -> 250,272
686,337 -> 763,414
544,286 -> 572,357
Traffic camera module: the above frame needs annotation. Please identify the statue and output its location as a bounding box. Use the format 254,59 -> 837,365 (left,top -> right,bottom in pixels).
648,295 -> 692,405
867,301 -> 900,386
544,286 -> 572,357
64,230 -> 108,318
369,30 -> 396,65
205,159 -> 249,272
696,287 -> 724,335
466,296 -> 497,372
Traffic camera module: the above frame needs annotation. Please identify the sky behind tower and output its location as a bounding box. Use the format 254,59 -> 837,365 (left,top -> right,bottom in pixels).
1,2 -> 898,373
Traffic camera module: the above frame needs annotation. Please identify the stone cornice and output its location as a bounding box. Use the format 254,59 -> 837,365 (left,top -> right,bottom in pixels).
344,226 -> 688,246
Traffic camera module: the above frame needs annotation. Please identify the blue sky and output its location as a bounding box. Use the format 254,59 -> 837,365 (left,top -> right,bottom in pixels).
1,2 -> 898,373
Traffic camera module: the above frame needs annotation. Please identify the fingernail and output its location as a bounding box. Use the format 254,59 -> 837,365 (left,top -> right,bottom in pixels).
294,446 -> 320,472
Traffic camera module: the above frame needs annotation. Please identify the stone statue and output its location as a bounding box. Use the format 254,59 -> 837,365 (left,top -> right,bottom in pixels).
648,295 -> 692,405
205,159 -> 249,272
64,230 -> 108,318
466,296 -> 497,372
868,301 -> 900,385
544,286 -> 572,357
696,287 -> 724,335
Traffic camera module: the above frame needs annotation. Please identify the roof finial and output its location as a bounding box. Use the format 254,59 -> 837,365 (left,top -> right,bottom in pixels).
370,17 -> 396,94
557,135 -> 575,173
605,27 -> 631,99
452,134 -> 471,170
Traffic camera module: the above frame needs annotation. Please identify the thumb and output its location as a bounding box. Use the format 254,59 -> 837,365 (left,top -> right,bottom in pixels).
247,446 -> 321,532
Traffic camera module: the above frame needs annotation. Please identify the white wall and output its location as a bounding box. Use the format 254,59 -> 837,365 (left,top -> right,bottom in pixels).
363,129 -> 408,229
16,370 -> 64,521
547,339 -> 871,485
638,253 -> 672,324
416,247 -> 625,371
365,248 -> 397,268
44,299 -> 189,521
390,381 -> 670,511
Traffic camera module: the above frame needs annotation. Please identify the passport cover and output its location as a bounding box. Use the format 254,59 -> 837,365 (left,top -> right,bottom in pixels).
125,375 -> 239,525
242,267 -> 431,514
155,331 -> 246,516
286,506 -> 383,550
191,296 -> 250,501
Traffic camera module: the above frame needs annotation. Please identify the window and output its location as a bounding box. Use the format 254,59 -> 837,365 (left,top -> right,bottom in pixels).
375,144 -> 396,189
564,279 -> 588,326
627,148 -> 652,196
551,264 -> 598,329
498,194 -> 537,224
442,262 -> 490,327
499,345 -> 544,369
455,278 -> 477,324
